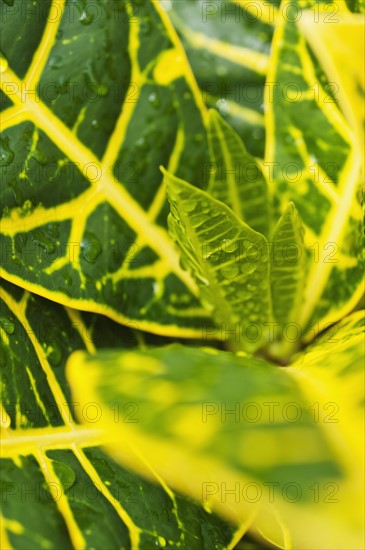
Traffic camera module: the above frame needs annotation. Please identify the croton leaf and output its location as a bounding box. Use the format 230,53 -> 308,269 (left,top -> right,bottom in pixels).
165,0 -> 277,157
270,202 -> 307,329
207,110 -> 270,237
264,0 -> 364,335
165,170 -> 272,352
300,8 -> 365,150
0,0 -> 216,337
0,280 -> 240,549
66,310 -> 365,550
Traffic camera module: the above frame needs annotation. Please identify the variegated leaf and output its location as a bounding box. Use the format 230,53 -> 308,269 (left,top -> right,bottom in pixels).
0,0 -> 214,337
270,202 -> 307,328
165,170 -> 272,352
208,110 -> 270,236
66,311 -> 365,550
300,8 -> 365,149
264,0 -> 364,336
164,0 -> 278,157
0,281 -> 240,550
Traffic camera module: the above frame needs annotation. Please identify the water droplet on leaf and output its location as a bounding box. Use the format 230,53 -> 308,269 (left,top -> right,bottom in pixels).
216,64 -> 228,77
216,99 -> 230,116
183,201 -> 196,213
148,92 -> 160,108
49,54 -> 63,70
50,460 -> 76,489
79,10 -> 94,25
240,263 -> 256,275
220,265 -> 239,279
47,345 -> 62,367
81,232 -> 102,263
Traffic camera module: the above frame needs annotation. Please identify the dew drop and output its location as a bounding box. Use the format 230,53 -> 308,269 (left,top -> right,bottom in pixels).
216,99 -> 230,117
79,10 -> 94,25
246,245 -> 259,260
49,54 -> 63,70
0,137 -> 14,167
220,265 -> 239,279
240,263 -> 256,275
216,64 -> 228,77
51,460 -> 76,489
246,282 -> 257,292
148,92 -> 160,108
91,119 -> 99,130
135,137 -> 146,148
249,314 -> 259,322
183,201 -> 196,213
47,345 -> 62,367
80,232 -> 102,263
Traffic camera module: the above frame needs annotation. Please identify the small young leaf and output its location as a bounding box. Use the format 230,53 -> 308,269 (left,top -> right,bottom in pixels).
208,110 -> 270,236
164,169 -> 271,352
271,202 -> 307,327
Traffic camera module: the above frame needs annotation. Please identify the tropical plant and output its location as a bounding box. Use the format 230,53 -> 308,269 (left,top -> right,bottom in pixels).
0,0 -> 364,549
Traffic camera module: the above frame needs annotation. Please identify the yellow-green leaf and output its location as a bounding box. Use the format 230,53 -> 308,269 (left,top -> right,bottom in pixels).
300,8 -> 365,150
0,281 -> 240,550
208,110 -> 270,236
165,170 -> 272,352
165,0 -> 276,157
0,0 -> 214,338
66,311 -> 365,550
270,202 -> 307,328
264,0 -> 364,336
